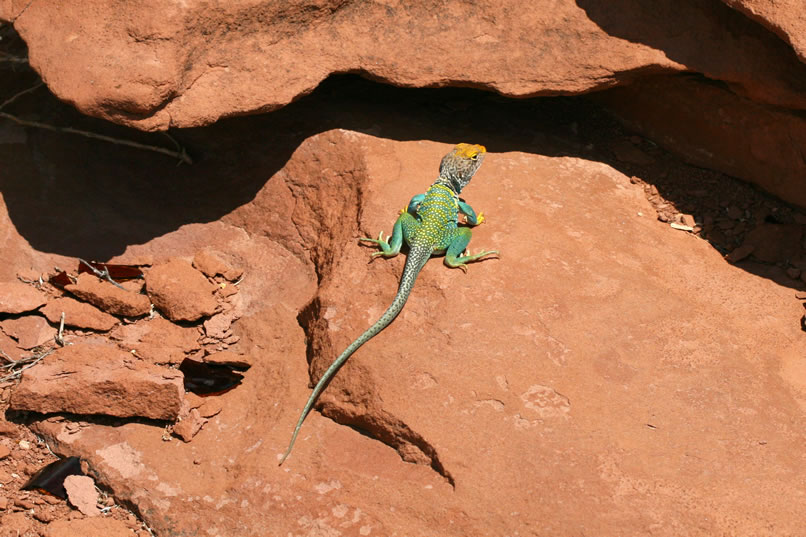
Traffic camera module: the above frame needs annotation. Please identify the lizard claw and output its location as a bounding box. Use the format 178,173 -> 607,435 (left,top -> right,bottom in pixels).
476,212 -> 486,225
399,206 -> 408,215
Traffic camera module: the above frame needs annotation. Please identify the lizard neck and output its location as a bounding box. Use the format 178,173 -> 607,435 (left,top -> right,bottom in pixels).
433,176 -> 462,196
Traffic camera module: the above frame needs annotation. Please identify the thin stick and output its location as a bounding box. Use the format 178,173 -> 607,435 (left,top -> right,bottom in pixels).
56,312 -> 65,346
0,111 -> 193,165
0,82 -> 43,110
78,258 -> 126,290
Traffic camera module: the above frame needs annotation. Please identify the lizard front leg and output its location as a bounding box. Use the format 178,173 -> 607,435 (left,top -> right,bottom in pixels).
458,200 -> 487,226
359,212 -> 419,259
405,193 -> 425,216
443,227 -> 499,273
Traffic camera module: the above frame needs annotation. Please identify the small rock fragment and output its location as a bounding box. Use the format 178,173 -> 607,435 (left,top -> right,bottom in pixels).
10,343 -> 184,420
173,408 -> 207,442
14,498 -> 35,510
0,281 -> 47,314
679,213 -> 696,228
65,272 -> 151,317
114,316 -> 200,365
41,298 -> 118,332
0,332 -> 21,362
198,399 -> 223,419
725,244 -> 754,263
204,350 -> 252,368
44,517 -> 132,537
193,249 -> 242,280
64,475 -> 100,516
0,497 -> 7,510
145,259 -> 218,322
203,311 -> 236,339
0,315 -> 53,349
0,420 -> 16,437
0,444 -> 9,460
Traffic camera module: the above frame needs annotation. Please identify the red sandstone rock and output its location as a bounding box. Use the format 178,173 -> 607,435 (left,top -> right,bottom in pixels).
173,407 -> 207,443
0,421 -> 16,437
16,135 -> 806,536
193,249 -> 242,281
65,272 -> 151,317
721,0 -> 806,62
0,281 -> 46,314
145,259 -> 217,322
111,316 -> 200,365
0,331 -> 22,362
202,311 -> 235,339
43,517 -> 131,537
0,512 -> 34,536
203,350 -> 252,368
593,75 -> 806,208
40,297 -> 118,332
10,343 -> 184,420
5,0 -> 806,132
63,475 -> 99,517
0,315 -> 52,349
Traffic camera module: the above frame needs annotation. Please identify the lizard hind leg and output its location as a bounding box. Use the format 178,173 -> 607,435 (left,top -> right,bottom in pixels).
359,212 -> 418,259
444,228 -> 499,272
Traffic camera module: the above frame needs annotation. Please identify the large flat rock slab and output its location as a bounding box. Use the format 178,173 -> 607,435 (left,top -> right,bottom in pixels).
10,342 -> 184,420
3,0 -> 805,131
21,133 -> 806,536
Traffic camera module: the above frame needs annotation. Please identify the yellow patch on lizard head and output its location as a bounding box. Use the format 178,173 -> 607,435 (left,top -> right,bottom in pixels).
454,143 -> 487,160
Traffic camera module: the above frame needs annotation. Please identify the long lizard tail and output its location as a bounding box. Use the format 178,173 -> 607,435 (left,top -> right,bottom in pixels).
279,246 -> 432,465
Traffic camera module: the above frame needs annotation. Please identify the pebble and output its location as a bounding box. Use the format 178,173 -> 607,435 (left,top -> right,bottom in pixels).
0,444 -> 10,460
14,498 -> 35,510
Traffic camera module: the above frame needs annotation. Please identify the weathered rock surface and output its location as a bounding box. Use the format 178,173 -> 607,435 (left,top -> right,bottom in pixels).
0,281 -> 46,314
65,272 -> 151,317
145,259 -> 218,322
17,133 -> 806,536
110,316 -> 200,365
43,517 -> 131,537
10,343 -> 184,420
40,298 -> 118,332
0,315 -> 51,349
2,0 -> 805,132
722,0 -> 806,62
63,475 -> 99,517
593,74 -> 806,208
193,248 -> 243,281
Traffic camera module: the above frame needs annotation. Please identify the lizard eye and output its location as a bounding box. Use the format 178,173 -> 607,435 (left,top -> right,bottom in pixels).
469,153 -> 479,161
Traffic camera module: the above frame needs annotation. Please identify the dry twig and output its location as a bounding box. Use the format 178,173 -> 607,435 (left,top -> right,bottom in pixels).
0,348 -> 55,383
0,82 -> 192,165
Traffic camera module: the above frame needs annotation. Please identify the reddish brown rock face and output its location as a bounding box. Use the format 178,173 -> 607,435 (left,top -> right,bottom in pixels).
0,281 -> 46,314
10,343 -> 184,420
2,130 -> 803,536
4,6 -> 806,528
40,297 -> 119,332
64,272 -> 150,317
145,258 -> 218,322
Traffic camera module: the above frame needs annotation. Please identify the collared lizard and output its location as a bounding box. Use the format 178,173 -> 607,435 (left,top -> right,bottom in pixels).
279,143 -> 498,465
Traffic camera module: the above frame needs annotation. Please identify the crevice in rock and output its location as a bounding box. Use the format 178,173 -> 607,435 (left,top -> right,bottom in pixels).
340,412 -> 456,487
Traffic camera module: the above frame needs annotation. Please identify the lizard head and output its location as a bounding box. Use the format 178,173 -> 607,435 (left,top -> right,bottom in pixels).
439,143 -> 486,193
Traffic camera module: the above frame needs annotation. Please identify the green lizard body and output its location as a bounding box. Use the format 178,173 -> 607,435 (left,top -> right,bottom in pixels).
279,143 -> 497,465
